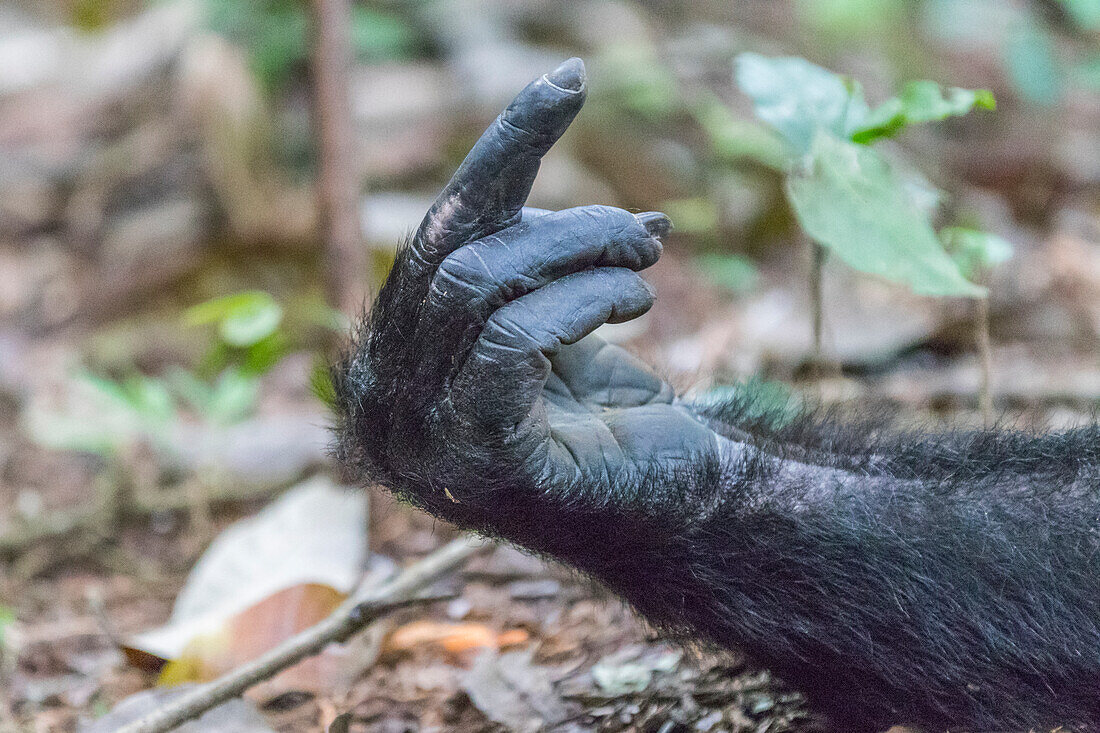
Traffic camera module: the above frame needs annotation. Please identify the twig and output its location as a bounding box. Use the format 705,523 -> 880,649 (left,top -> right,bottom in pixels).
310,0 -> 367,316
976,294 -> 994,425
808,240 -> 827,382
114,536 -> 489,733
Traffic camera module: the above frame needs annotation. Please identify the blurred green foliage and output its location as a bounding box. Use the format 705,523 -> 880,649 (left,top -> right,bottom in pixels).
1005,20 -> 1064,106
27,292 -> 297,457
0,605 -> 15,647
795,0 -> 907,37
599,44 -> 680,120
205,0 -> 417,90
940,227 -> 1014,280
692,253 -> 760,294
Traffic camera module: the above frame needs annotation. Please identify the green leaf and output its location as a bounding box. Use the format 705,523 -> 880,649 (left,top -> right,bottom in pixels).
786,133 -> 984,298
186,291 -> 284,348
851,81 -> 995,144
940,227 -> 1013,278
734,53 -> 870,154
241,333 -> 287,375
693,254 -> 760,294
897,82 -> 995,124
25,373 -> 176,455
167,367 -> 215,415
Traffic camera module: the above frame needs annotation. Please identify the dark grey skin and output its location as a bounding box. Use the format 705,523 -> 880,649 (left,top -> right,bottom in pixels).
333,59 -> 1100,732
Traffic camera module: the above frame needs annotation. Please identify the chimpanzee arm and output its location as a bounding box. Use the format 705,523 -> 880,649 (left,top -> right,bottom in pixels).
332,59 -> 1100,732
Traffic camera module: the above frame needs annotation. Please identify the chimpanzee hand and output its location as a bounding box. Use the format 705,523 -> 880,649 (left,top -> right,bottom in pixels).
335,58 -> 717,524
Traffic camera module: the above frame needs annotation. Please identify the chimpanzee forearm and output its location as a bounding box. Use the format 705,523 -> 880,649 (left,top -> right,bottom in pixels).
333,59 -> 1100,732
558,410 -> 1100,731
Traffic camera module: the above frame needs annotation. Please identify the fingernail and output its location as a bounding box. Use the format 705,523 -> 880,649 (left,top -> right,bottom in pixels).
545,57 -> 586,93
636,212 -> 672,238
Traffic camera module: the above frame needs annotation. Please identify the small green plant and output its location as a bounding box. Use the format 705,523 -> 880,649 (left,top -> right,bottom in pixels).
735,53 -> 1001,296
734,54 -> 1009,376
734,54 -> 1011,413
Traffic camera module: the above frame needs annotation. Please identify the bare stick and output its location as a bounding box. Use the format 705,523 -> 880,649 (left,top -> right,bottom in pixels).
809,240 -> 826,380
310,0 -> 367,315
976,294 -> 994,425
114,537 -> 489,733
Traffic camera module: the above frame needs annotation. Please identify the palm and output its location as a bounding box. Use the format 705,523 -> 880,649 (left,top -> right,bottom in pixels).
539,337 -> 715,481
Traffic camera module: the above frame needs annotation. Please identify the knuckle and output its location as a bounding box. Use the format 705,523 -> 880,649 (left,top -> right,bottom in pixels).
433,249 -> 496,305
562,205 -> 646,240
496,115 -> 545,153
486,307 -> 537,347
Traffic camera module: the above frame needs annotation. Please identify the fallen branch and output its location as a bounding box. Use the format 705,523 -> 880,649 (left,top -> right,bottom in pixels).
113,536 -> 489,733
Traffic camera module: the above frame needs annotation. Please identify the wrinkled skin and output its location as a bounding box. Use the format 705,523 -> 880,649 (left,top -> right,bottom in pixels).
334,59 -> 1100,732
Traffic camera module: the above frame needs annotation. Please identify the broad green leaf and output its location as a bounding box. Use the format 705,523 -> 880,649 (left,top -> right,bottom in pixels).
734,53 -> 870,154
167,368 -> 215,414
121,375 -> 177,423
219,300 -> 281,347
786,133 -> 984,297
241,333 -> 287,375
852,82 -> 995,144
940,227 -> 1013,278
693,254 -> 760,293
896,82 -> 995,124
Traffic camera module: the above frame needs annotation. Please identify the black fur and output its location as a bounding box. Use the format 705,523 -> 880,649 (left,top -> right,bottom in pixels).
331,59 -> 1100,732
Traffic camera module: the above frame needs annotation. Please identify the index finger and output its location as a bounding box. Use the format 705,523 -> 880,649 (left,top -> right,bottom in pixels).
409,57 -> 587,276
